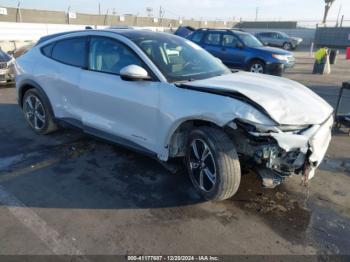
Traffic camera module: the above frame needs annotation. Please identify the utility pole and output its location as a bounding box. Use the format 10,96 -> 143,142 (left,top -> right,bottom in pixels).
322,0 -> 336,25
67,6 -> 71,24
255,7 -> 259,21
16,1 -> 22,22
340,15 -> 344,27
98,3 -> 101,15
104,8 -> 109,25
336,4 -> 342,27
159,6 -> 164,26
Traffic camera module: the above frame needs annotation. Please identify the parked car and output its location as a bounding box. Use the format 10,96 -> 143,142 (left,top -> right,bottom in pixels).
13,42 -> 35,58
184,28 -> 295,76
15,29 -> 333,201
255,31 -> 303,50
174,26 -> 195,38
0,48 -> 15,84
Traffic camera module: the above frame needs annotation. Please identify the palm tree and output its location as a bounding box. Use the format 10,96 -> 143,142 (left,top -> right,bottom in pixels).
322,0 -> 336,24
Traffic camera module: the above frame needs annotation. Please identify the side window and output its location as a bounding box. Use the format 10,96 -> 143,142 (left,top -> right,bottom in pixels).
89,37 -> 142,74
191,31 -> 204,43
222,34 -> 240,47
51,37 -> 87,67
41,43 -> 54,57
203,33 -> 221,45
270,33 -> 278,39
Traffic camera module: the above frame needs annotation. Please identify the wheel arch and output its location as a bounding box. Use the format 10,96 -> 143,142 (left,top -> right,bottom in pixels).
246,57 -> 266,70
166,118 -> 226,158
18,80 -> 55,117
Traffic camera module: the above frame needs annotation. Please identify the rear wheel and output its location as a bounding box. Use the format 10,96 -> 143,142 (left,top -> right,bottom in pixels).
185,127 -> 241,201
249,60 -> 265,74
22,89 -> 58,135
283,42 -> 292,50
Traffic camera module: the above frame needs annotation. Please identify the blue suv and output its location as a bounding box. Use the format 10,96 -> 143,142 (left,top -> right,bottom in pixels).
185,29 -> 295,76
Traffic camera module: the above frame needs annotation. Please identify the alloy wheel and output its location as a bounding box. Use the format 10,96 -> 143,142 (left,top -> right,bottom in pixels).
24,94 -> 46,130
188,139 -> 217,192
250,63 -> 264,73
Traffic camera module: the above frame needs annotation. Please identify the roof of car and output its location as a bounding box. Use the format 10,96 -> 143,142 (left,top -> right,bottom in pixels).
36,29 -> 175,45
104,29 -> 174,40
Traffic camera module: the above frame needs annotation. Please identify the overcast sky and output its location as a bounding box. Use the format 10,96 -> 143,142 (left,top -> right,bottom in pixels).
0,0 -> 348,21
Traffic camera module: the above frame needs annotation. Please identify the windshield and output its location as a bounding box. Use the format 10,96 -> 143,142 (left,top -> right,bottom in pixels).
132,34 -> 230,82
0,50 -> 11,62
278,32 -> 289,38
239,34 -> 263,48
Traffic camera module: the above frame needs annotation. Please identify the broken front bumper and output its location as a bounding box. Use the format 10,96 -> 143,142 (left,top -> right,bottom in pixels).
270,115 -> 333,179
230,115 -> 333,186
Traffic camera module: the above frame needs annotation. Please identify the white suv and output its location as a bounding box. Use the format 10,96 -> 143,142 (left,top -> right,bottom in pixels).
15,29 -> 333,201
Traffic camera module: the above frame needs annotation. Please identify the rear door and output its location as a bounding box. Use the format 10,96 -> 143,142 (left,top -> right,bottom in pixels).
268,32 -> 280,46
257,33 -> 269,44
37,37 -> 88,121
79,36 -> 161,153
200,31 -> 222,58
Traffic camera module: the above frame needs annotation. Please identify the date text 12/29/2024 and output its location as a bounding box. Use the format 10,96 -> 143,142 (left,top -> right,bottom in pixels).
127,256 -> 219,261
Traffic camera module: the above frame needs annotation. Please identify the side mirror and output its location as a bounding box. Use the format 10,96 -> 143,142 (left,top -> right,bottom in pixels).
120,65 -> 150,81
236,42 -> 244,49
263,42 -> 269,46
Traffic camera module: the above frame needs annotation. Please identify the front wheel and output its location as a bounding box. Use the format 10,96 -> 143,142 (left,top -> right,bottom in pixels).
283,42 -> 292,50
249,60 -> 265,74
185,127 -> 241,201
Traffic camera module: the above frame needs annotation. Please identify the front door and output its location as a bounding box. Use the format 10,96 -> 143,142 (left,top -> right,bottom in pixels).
79,36 -> 161,153
219,34 -> 247,68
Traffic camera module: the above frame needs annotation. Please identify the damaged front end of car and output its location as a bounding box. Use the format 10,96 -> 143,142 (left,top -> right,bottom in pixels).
226,115 -> 333,188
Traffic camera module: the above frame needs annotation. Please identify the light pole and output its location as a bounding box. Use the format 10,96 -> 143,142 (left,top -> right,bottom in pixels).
322,0 -> 336,25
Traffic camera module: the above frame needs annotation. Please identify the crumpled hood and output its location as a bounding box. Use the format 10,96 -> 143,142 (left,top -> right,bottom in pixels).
185,72 -> 333,125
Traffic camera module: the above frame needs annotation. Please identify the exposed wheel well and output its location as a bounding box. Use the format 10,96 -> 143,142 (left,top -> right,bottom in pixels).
168,119 -> 223,158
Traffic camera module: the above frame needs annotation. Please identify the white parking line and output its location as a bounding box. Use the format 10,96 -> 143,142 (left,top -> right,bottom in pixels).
0,185 -> 87,258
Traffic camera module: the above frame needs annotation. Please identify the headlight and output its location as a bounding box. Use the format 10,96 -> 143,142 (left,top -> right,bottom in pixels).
272,54 -> 288,61
7,58 -> 14,67
237,119 -> 279,133
237,119 -> 310,134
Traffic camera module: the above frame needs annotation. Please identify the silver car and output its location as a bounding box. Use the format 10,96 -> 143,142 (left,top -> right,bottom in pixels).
255,31 -> 303,50
0,49 -> 15,84
15,29 -> 333,201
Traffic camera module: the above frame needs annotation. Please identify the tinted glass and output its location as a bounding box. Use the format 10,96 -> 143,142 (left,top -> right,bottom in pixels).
89,37 -> 142,74
51,38 -> 87,67
191,31 -> 204,43
238,33 -> 263,48
203,33 -> 221,45
133,34 -> 230,83
42,43 -> 54,57
222,34 -> 240,47
0,50 -> 11,62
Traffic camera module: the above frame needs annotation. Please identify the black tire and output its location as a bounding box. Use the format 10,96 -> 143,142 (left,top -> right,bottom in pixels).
185,127 -> 241,201
22,88 -> 58,135
283,42 -> 292,50
248,60 -> 266,74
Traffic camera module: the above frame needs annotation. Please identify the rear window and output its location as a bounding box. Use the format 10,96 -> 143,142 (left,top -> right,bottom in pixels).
51,37 -> 87,67
41,43 -> 54,57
